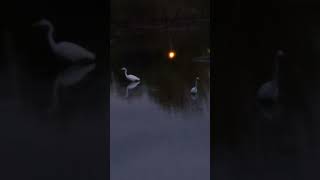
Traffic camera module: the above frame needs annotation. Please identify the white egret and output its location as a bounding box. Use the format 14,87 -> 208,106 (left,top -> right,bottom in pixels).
121,67 -> 140,82
257,50 -> 285,102
32,19 -> 96,62
190,77 -> 200,94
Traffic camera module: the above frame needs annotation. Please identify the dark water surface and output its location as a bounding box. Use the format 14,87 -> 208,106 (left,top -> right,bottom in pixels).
110,26 -> 210,179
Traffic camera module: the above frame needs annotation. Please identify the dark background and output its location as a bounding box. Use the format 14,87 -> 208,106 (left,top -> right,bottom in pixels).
214,0 -> 320,180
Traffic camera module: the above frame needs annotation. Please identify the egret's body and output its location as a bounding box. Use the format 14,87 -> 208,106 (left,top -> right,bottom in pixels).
190,77 -> 199,94
190,86 -> 197,94
121,67 -> 140,82
52,41 -> 95,61
33,19 -> 95,62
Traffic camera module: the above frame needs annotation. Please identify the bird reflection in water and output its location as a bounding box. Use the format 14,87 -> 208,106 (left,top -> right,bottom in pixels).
49,63 -> 96,113
125,81 -> 140,98
191,93 -> 198,101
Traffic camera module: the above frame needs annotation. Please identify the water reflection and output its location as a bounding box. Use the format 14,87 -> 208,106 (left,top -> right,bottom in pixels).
110,27 -> 210,180
50,63 -> 96,112
124,81 -> 140,98
191,92 -> 199,100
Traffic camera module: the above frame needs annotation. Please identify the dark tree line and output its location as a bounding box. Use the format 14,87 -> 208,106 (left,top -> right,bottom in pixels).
111,0 -> 210,24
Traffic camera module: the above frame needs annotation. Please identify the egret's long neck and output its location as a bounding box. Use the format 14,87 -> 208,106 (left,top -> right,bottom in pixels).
124,70 -> 128,77
195,80 -> 198,87
47,24 -> 56,50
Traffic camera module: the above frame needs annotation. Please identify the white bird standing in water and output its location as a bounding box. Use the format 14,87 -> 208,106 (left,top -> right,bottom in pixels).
257,50 -> 285,102
32,19 -> 96,62
121,67 -> 140,82
190,77 -> 200,94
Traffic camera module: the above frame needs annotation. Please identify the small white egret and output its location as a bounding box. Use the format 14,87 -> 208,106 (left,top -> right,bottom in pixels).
32,19 -> 96,62
121,67 -> 140,82
190,77 -> 200,94
257,50 -> 285,101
